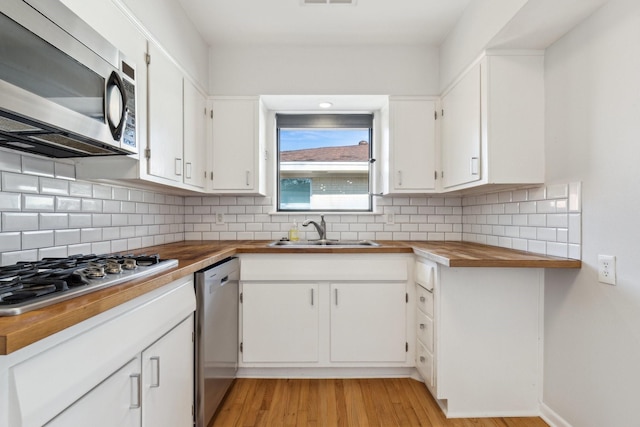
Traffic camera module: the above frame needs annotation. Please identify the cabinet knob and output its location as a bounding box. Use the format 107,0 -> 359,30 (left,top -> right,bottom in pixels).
419,296 -> 425,302
419,323 -> 425,329
419,356 -> 426,363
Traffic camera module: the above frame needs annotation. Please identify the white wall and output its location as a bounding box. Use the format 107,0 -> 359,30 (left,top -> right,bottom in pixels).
438,0 -> 526,91
119,0 -> 209,88
209,44 -> 439,96
542,1 -> 640,425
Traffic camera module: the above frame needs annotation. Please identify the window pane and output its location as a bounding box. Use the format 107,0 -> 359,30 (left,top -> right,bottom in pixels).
278,127 -> 371,212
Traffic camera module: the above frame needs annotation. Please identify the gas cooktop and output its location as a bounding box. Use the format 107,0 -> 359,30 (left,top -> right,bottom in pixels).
0,254 -> 178,316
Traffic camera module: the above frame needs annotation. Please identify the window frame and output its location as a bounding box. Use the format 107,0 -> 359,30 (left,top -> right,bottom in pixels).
276,113 -> 374,213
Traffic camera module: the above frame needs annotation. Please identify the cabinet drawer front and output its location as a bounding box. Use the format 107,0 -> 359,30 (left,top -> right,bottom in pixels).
415,261 -> 434,290
416,341 -> 434,389
416,284 -> 434,317
416,310 -> 434,353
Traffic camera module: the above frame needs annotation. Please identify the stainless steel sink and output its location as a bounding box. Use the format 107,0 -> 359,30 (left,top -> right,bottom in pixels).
268,239 -> 380,248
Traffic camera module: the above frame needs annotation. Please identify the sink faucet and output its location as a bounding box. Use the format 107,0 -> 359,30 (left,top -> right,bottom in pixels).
302,215 -> 326,241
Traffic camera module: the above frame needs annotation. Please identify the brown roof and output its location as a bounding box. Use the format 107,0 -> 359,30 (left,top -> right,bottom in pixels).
281,141 -> 369,162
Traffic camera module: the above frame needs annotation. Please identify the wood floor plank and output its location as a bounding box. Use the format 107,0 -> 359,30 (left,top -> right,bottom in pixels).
210,378 -> 548,427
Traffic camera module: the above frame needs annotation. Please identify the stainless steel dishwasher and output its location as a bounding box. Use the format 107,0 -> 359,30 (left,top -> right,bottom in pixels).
194,257 -> 239,427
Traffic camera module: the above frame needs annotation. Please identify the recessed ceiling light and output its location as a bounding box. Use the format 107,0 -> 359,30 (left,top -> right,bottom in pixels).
319,102 -> 333,109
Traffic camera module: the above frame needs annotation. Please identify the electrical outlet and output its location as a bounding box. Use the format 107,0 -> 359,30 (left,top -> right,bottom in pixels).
215,213 -> 224,225
598,255 -> 616,285
386,213 -> 395,225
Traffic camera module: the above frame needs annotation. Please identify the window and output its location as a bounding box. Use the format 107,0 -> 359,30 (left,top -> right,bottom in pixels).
277,114 -> 373,212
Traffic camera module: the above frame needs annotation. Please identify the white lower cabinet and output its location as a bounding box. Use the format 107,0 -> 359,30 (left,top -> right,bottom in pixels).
414,256 -> 543,418
142,317 -> 194,427
1,276 -> 196,427
47,357 -> 142,427
330,282 -> 406,363
239,254 -> 412,370
241,282 -> 319,363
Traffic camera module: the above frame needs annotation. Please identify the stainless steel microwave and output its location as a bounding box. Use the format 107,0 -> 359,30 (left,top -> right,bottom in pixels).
0,0 -> 137,158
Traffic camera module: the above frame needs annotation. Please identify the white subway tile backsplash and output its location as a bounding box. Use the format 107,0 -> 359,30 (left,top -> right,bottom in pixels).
39,246 -> 68,259
0,193 -> 21,211
55,229 -> 80,246
56,197 -> 81,211
81,228 -> 102,243
2,172 -> 38,193
69,214 -> 92,228
23,194 -> 54,211
22,230 -> 54,249
0,151 -> 22,172
54,162 -> 75,180
0,232 -> 21,252
40,213 -> 68,229
1,151 -> 581,262
69,182 -> 92,197
1,249 -> 38,266
2,212 -> 39,231
22,156 -> 54,177
40,178 -> 69,195
546,184 -> 569,199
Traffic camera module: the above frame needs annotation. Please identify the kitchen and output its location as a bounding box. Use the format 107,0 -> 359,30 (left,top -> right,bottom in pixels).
0,0 -> 638,426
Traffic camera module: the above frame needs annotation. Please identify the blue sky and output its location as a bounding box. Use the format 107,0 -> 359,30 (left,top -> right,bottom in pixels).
279,129 -> 369,152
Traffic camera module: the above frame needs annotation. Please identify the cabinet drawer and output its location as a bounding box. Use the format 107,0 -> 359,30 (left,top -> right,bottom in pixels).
415,261 -> 434,290
415,341 -> 434,389
416,310 -> 434,353
416,284 -> 434,317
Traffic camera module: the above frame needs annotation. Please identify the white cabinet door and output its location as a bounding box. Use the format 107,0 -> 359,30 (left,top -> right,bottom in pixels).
183,79 -> 207,189
387,98 -> 437,193
46,357 -> 141,427
441,62 -> 482,189
330,282 -> 406,362
242,283 -> 319,362
141,315 -> 194,427
210,97 -> 265,194
147,42 -> 184,182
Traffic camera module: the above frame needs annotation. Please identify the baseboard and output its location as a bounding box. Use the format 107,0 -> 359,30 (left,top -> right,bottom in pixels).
237,366 -> 416,379
540,402 -> 572,427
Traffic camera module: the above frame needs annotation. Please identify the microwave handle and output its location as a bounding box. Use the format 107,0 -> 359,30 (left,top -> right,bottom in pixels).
106,71 -> 127,141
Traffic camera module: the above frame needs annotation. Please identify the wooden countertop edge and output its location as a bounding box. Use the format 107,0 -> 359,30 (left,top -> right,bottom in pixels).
0,241 -> 580,355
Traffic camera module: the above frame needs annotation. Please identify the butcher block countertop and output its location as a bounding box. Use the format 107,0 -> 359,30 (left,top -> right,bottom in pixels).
0,240 -> 580,355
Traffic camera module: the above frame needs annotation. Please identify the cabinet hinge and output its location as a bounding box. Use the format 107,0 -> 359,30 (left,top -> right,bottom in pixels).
434,110 -> 437,120
239,292 -> 243,303
441,109 -> 444,117
406,342 -> 409,352
210,110 -> 213,119
204,107 -> 207,116
434,170 -> 438,180
240,342 -> 243,353
145,53 -> 151,65
406,293 -> 408,303
144,148 -> 151,159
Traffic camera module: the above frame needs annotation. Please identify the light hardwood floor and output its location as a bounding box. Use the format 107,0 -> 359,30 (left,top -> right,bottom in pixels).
211,378 -> 549,427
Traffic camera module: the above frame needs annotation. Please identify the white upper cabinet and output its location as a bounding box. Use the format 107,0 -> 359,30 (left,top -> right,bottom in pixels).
381,97 -> 438,194
183,79 -> 207,189
441,63 -> 482,189
210,97 -> 266,195
440,51 -> 545,192
147,42 -> 184,184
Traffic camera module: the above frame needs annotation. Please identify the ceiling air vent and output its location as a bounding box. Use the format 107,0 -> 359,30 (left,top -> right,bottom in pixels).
301,0 -> 357,5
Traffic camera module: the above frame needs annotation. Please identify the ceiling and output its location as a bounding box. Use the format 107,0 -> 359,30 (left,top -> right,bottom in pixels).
176,0 -> 471,46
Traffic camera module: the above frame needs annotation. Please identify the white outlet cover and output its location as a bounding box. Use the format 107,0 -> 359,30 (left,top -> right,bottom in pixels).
598,254 -> 616,285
